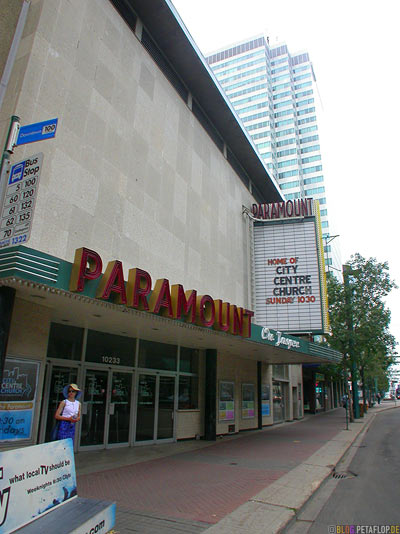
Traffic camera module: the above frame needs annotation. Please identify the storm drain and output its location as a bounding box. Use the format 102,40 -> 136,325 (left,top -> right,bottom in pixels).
332,472 -> 347,479
332,471 -> 357,479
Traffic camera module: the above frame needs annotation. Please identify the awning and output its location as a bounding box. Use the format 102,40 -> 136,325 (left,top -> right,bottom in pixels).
0,246 -> 342,365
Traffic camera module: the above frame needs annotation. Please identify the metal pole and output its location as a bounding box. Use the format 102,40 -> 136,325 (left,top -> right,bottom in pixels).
0,1 -> 30,111
0,152 -> 10,208
343,265 -> 360,419
0,115 -> 20,206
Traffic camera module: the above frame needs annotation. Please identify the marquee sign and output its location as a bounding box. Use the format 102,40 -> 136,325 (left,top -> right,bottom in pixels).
69,247 -> 254,338
252,200 -> 329,334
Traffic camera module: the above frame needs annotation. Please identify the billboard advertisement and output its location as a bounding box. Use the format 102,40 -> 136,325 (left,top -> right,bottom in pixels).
0,439 -> 77,533
252,199 -> 329,334
0,358 -> 40,442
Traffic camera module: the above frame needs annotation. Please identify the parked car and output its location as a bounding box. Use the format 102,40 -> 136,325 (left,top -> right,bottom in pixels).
383,392 -> 394,400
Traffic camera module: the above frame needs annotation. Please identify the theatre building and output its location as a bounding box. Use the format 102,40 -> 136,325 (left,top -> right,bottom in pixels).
0,0 -> 341,450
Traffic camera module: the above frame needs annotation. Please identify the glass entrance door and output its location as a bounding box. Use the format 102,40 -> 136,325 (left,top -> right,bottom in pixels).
107,372 -> 132,445
273,381 -> 284,423
135,374 -> 175,443
157,376 -> 175,439
80,369 -> 108,447
79,369 -> 133,449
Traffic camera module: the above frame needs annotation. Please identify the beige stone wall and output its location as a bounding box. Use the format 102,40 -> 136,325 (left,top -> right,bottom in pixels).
176,350 -> 205,439
288,364 -> 303,419
289,364 -> 303,384
3,0 -> 256,310
216,353 -> 258,435
261,362 -> 273,426
5,297 -> 51,446
0,0 -> 24,79
176,410 -> 201,440
7,296 -> 50,359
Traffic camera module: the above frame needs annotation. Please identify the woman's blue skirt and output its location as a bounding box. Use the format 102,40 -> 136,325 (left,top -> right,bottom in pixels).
57,420 -> 76,440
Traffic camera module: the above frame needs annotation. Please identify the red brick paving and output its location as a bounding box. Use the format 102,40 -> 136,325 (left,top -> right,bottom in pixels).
77,410 -> 346,524
78,458 -> 285,523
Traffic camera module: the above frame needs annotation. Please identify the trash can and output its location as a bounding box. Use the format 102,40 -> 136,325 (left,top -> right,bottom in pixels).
359,404 -> 364,417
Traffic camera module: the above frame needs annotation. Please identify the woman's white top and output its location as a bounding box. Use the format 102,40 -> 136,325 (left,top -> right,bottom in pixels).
62,399 -> 80,419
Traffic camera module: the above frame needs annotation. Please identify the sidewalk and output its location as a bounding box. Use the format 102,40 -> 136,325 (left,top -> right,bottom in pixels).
76,401 -> 399,534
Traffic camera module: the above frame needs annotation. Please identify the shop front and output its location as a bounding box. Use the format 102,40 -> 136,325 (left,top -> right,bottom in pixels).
0,246 -> 342,451
40,328 -> 198,449
302,365 -> 342,414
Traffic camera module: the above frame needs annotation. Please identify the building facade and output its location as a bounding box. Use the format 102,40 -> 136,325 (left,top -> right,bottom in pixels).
206,37 -> 341,273
0,0 -> 341,452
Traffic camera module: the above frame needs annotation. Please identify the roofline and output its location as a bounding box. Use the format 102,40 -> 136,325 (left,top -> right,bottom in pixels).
110,0 -> 284,203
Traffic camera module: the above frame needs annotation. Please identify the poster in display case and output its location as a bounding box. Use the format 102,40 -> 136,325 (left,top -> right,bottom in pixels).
242,383 -> 255,418
261,384 -> 271,416
219,381 -> 234,421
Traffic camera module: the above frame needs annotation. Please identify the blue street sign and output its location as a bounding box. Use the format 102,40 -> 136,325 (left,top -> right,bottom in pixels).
16,118 -> 58,146
8,161 -> 25,185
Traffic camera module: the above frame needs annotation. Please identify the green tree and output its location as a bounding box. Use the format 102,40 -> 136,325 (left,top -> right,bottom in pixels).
324,253 -> 397,418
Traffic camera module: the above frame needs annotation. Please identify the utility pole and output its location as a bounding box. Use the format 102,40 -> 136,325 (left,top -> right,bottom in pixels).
343,264 -> 360,419
0,116 -> 20,386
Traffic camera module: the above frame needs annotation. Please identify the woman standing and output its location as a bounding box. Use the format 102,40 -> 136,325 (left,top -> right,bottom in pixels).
55,383 -> 82,441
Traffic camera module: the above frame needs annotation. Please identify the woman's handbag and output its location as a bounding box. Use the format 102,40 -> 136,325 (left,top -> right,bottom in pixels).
50,420 -> 60,441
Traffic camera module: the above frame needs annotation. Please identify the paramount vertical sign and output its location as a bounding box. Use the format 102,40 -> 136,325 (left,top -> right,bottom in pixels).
252,199 -> 329,335
251,198 -> 313,220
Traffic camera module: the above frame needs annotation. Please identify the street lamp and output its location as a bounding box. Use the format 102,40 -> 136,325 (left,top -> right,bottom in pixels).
343,264 -> 360,419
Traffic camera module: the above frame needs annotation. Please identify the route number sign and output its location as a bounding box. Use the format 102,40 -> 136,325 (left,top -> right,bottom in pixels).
0,153 -> 43,249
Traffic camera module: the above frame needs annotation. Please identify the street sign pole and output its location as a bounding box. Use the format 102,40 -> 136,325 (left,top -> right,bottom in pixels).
0,116 -> 20,210
0,153 -> 10,208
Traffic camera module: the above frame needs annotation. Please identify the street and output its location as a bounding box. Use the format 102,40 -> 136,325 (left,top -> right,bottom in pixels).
286,408 -> 400,533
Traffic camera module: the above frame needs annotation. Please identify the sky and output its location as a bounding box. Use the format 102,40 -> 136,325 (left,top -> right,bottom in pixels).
171,0 -> 400,361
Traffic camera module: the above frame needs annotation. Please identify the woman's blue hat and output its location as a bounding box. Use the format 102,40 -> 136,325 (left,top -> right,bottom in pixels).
62,383 -> 82,400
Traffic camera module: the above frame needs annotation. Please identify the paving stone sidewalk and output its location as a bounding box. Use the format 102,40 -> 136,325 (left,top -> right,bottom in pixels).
76,403 -> 399,534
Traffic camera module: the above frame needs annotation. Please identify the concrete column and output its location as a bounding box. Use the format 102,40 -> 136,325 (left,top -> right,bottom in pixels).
0,286 -> 16,382
257,361 -> 262,429
204,349 -> 217,440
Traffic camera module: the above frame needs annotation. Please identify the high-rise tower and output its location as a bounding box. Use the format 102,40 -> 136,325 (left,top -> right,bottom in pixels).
207,36 -> 340,272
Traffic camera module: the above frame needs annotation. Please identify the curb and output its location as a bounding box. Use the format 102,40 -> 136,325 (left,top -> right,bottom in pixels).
203,404 -> 399,533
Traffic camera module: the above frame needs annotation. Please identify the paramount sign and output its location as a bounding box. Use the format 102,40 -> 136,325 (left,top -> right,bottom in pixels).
252,198 -> 314,220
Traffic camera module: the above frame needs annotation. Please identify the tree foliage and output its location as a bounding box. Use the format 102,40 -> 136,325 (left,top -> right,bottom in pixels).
324,253 -> 397,397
